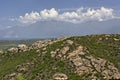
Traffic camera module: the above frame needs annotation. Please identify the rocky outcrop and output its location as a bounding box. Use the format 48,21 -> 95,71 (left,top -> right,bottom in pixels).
7,44 -> 28,53
50,39 -> 120,80
5,37 -> 69,55
32,37 -> 69,49
18,44 -> 28,52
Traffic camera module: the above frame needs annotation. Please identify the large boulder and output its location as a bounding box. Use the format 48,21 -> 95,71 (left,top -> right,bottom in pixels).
0,50 -> 3,55
8,47 -> 18,53
66,40 -> 74,45
18,44 -> 28,52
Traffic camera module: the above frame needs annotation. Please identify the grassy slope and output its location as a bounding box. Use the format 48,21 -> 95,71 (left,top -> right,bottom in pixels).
0,34 -> 120,80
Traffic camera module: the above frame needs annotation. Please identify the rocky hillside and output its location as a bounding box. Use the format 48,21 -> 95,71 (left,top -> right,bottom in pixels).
0,34 -> 120,80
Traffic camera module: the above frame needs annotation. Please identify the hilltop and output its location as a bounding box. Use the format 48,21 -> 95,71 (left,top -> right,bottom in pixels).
0,34 -> 120,80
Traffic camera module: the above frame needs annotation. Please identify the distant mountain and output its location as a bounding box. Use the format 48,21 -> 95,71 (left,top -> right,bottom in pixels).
0,19 -> 120,40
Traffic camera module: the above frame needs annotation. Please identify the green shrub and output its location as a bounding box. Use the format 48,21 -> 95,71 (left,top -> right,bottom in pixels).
16,76 -> 27,80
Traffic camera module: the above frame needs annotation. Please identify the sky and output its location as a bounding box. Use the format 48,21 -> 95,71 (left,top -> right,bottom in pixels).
0,0 -> 120,39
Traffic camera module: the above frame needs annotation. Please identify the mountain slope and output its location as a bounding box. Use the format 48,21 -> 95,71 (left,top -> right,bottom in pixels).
0,34 -> 120,80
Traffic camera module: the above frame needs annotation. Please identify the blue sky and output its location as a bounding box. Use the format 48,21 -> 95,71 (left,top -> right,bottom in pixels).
0,0 -> 120,39
0,0 -> 120,17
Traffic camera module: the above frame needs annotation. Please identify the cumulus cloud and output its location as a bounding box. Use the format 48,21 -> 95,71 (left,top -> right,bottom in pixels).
19,7 -> 115,24
40,8 -> 58,19
19,12 -> 41,24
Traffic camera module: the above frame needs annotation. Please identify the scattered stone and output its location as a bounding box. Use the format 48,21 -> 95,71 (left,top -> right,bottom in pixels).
9,73 -> 16,77
60,46 -> 69,54
79,52 -> 85,55
113,38 -> 119,41
50,51 -> 57,57
56,49 -> 60,52
98,38 -> 102,41
105,37 -> 109,40
42,47 -> 46,51
36,50 -> 40,53
113,74 -> 120,79
0,50 -> 3,55
16,62 -> 34,73
66,40 -> 74,45
53,73 -> 68,80
3,72 -> 17,80
105,34 -> 110,37
42,51 -> 47,54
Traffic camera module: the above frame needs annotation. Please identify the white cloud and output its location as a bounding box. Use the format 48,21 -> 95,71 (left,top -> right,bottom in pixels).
40,8 -> 58,19
19,12 -> 41,24
19,7 -> 115,24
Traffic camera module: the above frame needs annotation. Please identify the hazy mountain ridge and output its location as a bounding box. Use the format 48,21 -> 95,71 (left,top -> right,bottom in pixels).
0,19 -> 120,39
0,34 -> 120,80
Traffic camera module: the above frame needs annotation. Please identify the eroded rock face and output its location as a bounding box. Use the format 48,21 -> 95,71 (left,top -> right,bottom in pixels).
70,49 -> 120,79
51,45 -> 120,80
